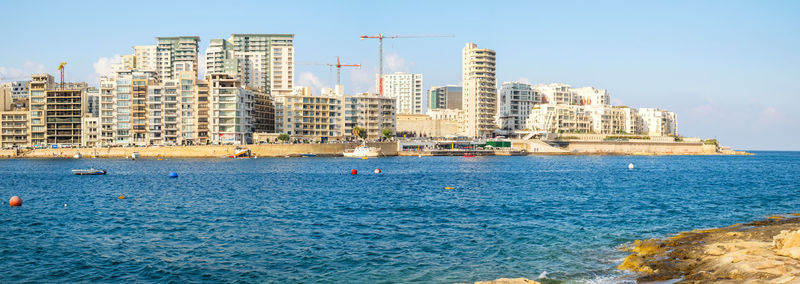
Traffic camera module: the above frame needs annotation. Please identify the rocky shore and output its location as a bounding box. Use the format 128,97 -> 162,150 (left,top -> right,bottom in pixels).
618,214 -> 800,283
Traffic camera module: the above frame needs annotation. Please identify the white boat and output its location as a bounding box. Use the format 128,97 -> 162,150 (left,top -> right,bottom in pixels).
130,151 -> 140,160
73,153 -> 81,159
72,168 -> 107,175
343,145 -> 380,158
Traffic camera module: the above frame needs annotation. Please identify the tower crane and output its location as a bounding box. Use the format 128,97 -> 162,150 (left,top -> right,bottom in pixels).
58,62 -> 67,89
359,34 -> 453,95
296,56 -> 361,86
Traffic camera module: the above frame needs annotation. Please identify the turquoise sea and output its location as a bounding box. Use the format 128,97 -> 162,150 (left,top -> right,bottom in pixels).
1,152 -> 798,283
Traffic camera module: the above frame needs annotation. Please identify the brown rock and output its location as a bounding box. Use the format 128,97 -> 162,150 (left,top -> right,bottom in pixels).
474,278 -> 540,284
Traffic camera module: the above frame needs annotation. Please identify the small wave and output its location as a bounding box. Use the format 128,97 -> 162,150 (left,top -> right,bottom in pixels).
584,273 -> 637,284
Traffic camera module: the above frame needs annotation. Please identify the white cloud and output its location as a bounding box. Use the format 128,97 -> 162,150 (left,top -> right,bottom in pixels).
90,55 -> 122,85
297,71 -> 325,94
517,77 -> 532,85
0,61 -> 47,81
759,106 -> 788,125
384,52 -> 413,73
349,66 -> 377,94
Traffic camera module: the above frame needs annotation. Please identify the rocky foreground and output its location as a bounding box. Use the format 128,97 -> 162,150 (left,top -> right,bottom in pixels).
618,214 -> 800,283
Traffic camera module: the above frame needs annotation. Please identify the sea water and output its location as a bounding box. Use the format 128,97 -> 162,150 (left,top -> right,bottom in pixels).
1,152 -> 798,283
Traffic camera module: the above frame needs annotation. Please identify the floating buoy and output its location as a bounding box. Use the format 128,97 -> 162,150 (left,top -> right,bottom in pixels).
350,169 -> 358,175
374,168 -> 381,174
169,172 -> 179,178
362,157 -> 368,160
157,158 -> 163,161
118,195 -> 125,200
9,196 -> 22,206
628,163 -> 635,170
444,187 -> 454,190
64,204 -> 67,207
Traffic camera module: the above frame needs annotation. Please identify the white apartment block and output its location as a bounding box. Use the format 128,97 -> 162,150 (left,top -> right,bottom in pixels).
220,34 -> 295,93
497,82 -> 539,133
81,116 -> 99,147
156,36 -> 200,82
381,72 -> 423,114
205,39 -> 240,77
208,73 -> 253,145
343,93 -> 395,140
98,70 -> 158,146
533,83 -> 611,106
461,43 -> 497,138
639,108 -> 677,136
133,45 -> 157,71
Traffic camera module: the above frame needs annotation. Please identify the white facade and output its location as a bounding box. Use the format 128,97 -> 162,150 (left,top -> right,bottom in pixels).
156,36 -> 200,82
226,34 -> 295,93
208,73 -> 253,144
0,81 -> 30,99
382,72 -> 423,114
461,43 -> 497,137
498,82 -> 539,133
639,108 -> 677,136
133,45 -> 157,72
274,87 -> 343,139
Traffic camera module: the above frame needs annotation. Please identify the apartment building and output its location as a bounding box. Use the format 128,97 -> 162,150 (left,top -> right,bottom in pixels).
382,72 -> 423,114
428,85 -> 462,110
206,34 -> 295,94
0,81 -> 30,99
253,88 -> 275,133
208,73 -> 253,144
1,88 -> 28,148
133,45 -> 157,71
343,93 -> 395,140
274,87 -> 343,140
461,43 -> 497,137
27,74 -> 87,147
639,108 -> 678,136
497,82 -> 539,133
156,36 -> 200,81
81,116 -> 99,147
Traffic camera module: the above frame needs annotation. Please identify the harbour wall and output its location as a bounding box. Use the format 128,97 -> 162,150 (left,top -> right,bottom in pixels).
561,141 -> 717,154
9,142 -> 398,159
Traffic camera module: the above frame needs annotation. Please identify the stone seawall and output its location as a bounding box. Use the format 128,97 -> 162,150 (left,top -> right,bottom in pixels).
8,142 -> 398,159
563,141 -> 715,155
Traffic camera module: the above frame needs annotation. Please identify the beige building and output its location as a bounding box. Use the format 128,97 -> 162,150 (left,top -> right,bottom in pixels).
274,87 -> 343,140
1,87 -> 28,148
208,73 -> 253,145
156,36 -> 200,82
461,43 -> 497,137
206,34 -> 295,94
396,113 -> 458,138
342,93 -> 395,140
81,116 -> 99,147
27,74 -> 87,147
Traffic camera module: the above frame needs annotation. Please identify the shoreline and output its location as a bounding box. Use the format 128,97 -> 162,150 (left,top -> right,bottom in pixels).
618,214 -> 800,282
0,141 -> 752,159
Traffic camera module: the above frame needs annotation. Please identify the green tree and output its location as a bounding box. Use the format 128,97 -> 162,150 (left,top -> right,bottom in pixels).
382,128 -> 393,140
277,133 -> 290,143
352,126 -> 367,140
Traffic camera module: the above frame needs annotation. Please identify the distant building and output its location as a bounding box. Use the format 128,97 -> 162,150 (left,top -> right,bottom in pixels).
639,108 -> 677,136
81,116 -> 99,147
343,93 -> 395,140
205,34 -> 294,94
274,87 -> 343,140
156,36 -> 200,81
497,82 -> 538,133
133,45 -> 157,72
252,88 -> 275,133
0,81 -> 30,99
382,72 -> 423,114
208,73 -> 253,145
428,85 -> 461,110
461,43 -> 497,137
396,113 -> 458,138
27,74 -> 88,147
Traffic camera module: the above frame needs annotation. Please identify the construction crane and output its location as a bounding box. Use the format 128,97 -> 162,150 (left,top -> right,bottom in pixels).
57,62 -> 67,89
296,56 -> 361,86
359,34 -> 453,95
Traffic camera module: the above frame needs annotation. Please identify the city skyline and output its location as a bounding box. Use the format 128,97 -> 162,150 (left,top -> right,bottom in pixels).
0,0 -> 798,150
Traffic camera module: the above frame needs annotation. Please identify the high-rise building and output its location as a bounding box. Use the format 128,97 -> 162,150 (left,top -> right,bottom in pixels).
27,74 -> 87,147
133,45 -> 157,71
156,36 -> 200,81
195,79 -> 210,145
218,34 -> 294,93
208,73 -> 253,144
0,81 -> 30,99
205,39 -> 240,77
497,82 -> 538,133
382,72 -> 423,114
428,85 -> 462,110
99,70 -> 158,146
0,87 -> 28,148
461,43 -> 496,137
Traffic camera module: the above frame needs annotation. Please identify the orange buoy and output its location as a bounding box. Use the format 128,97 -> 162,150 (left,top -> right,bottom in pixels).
374,168 -> 381,174
351,169 -> 358,175
9,196 -> 22,206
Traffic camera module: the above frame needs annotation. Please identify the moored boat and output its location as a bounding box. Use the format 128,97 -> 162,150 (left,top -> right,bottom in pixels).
301,153 -> 317,157
72,168 -> 107,175
343,145 -> 380,158
130,151 -> 140,160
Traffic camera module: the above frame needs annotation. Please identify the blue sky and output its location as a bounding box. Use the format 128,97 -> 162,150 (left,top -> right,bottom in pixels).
1,0 -> 798,150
